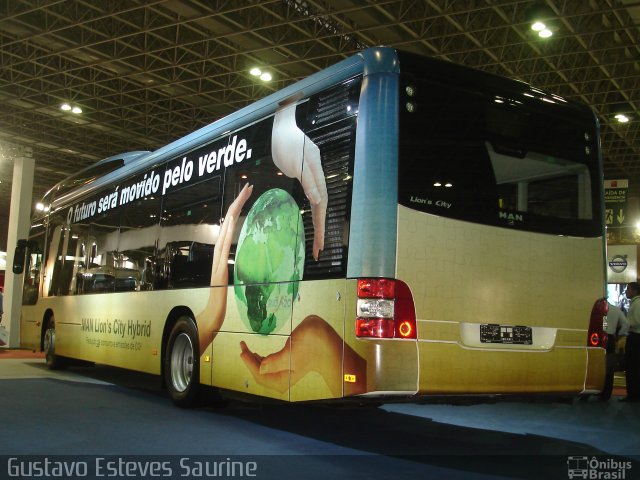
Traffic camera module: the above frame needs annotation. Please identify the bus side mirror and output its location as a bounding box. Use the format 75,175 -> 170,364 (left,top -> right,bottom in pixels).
13,239 -> 28,274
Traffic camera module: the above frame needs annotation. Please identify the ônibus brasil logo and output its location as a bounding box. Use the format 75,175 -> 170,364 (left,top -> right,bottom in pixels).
567,456 -> 632,479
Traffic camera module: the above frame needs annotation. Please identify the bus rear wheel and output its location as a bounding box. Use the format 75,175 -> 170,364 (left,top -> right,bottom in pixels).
164,316 -> 200,407
43,317 -> 66,370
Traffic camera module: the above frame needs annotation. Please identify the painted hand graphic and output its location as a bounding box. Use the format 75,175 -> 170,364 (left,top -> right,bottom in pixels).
240,315 -> 366,397
272,102 -> 328,260
197,183 -> 253,354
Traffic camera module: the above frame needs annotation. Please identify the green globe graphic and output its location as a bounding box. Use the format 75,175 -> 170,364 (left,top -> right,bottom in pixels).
234,188 -> 305,334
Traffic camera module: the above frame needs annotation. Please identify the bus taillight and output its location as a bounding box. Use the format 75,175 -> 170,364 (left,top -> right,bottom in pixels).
356,278 -> 417,339
357,277 -> 395,299
587,298 -> 608,348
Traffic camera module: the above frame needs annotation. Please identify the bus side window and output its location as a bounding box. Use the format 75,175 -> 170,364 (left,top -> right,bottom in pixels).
46,211 -> 67,297
46,221 -> 90,297
64,223 -> 90,295
85,208 -> 121,294
22,225 -> 45,305
158,175 -> 222,289
118,190 -> 162,292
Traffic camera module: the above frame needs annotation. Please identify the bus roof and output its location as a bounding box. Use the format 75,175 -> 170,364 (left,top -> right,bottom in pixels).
50,46 -> 401,211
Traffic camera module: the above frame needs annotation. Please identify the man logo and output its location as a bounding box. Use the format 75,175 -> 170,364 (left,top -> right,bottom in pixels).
499,211 -> 523,225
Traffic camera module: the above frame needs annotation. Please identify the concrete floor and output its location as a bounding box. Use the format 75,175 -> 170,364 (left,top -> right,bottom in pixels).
0,354 -> 638,480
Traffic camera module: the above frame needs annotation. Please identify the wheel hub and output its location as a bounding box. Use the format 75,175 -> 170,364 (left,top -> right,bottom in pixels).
170,332 -> 194,392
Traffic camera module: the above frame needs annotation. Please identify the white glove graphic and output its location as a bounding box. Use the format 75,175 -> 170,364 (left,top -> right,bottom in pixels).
272,102 -> 328,260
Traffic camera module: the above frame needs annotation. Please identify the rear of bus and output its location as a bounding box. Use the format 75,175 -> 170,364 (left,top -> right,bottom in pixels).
347,50 -> 607,398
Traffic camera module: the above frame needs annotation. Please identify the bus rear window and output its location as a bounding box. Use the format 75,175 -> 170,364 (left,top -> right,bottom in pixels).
398,73 -> 601,237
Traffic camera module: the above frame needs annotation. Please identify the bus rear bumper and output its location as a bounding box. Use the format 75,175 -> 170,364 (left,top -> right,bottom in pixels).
358,339 -> 606,397
582,346 -> 606,394
414,341 -> 605,395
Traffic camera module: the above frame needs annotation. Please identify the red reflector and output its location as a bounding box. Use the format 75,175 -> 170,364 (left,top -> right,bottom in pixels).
358,278 -> 395,299
356,318 -> 395,338
397,321 -> 413,338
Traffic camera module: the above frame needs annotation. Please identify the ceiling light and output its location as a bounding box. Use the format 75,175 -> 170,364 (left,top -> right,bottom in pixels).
615,114 -> 630,123
531,21 -> 546,31
525,4 -> 555,38
259,72 -> 272,82
61,103 -> 82,114
249,67 -> 262,76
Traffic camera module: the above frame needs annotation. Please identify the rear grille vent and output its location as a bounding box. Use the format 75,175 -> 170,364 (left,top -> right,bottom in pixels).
302,95 -> 358,279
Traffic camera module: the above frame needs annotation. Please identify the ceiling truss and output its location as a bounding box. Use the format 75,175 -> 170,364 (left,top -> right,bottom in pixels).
0,0 -> 638,249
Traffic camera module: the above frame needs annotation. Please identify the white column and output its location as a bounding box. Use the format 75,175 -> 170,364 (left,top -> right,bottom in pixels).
3,147 -> 34,348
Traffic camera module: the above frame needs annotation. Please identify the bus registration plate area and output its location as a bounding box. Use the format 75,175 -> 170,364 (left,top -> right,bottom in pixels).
480,324 -> 532,345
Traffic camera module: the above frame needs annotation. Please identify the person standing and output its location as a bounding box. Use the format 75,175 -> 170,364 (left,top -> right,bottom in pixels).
600,301 -> 629,400
622,282 -> 640,402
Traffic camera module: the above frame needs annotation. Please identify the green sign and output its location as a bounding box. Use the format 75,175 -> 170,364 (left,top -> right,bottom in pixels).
604,179 -> 628,226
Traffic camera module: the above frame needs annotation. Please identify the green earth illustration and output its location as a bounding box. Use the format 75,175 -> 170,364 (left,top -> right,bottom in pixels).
234,188 -> 305,334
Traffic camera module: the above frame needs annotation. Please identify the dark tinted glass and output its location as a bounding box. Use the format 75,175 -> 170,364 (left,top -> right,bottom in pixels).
21,224 -> 45,305
398,53 -> 601,237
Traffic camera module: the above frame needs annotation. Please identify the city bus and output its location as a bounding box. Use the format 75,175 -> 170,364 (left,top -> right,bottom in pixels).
13,47 -> 607,406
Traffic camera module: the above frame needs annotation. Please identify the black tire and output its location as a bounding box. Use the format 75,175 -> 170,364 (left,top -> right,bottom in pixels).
164,316 -> 200,407
43,317 -> 66,370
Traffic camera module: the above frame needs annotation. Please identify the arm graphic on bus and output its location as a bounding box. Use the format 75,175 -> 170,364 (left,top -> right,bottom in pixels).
195,183 -> 364,397
240,315 -> 367,396
197,99 -> 328,354
195,183 -> 253,355
271,101 -> 328,261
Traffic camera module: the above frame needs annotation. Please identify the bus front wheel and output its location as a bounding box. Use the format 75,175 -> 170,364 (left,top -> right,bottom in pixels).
43,317 -> 66,370
164,316 -> 200,407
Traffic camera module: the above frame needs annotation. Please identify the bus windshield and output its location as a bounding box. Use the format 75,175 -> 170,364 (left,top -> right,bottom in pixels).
398,53 -> 602,237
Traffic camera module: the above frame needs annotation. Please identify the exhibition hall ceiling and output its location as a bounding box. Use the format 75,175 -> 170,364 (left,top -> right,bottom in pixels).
0,0 -> 638,248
